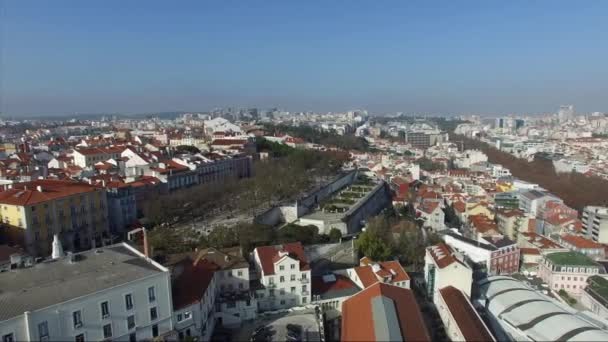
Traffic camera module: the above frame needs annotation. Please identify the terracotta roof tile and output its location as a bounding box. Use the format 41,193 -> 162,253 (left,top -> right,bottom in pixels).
255,242 -> 310,276
341,283 -> 430,342
439,286 -> 495,341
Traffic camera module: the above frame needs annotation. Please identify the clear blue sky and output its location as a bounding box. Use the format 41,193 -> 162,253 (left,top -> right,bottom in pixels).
2,0 -> 608,116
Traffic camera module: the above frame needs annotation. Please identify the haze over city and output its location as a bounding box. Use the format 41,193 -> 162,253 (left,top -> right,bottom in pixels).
2,0 -> 608,116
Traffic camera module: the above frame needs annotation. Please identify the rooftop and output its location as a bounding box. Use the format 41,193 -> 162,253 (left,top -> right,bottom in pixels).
479,276 -> 608,341
312,274 -> 361,301
545,251 -> 599,267
341,282 -> 430,342
585,275 -> 608,309
0,243 -> 166,321
0,179 -> 101,206
439,286 -> 495,342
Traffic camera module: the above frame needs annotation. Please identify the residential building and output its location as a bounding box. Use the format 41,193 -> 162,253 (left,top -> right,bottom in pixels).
312,274 -> 361,312
347,258 -> 410,289
538,251 -> 603,296
72,146 -> 124,168
478,275 -> 608,341
518,189 -> 561,217
436,286 -> 495,342
196,247 -> 257,327
424,243 -> 473,303
496,208 -> 534,240
442,231 -> 520,276
582,206 -> 608,243
105,182 -> 137,236
0,243 -> 174,342
559,234 -> 605,260
341,282 -> 430,342
416,201 -> 445,232
252,242 -> 311,311
171,256 -> 217,341
0,179 -> 110,257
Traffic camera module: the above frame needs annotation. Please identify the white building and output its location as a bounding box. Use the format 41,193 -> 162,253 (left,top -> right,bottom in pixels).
424,243 -> 473,303
582,206 -> 608,244
252,242 -> 311,311
0,243 -> 174,342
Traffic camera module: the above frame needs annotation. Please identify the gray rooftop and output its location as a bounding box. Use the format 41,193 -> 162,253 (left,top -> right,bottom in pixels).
479,276 -> 608,341
0,243 -> 165,321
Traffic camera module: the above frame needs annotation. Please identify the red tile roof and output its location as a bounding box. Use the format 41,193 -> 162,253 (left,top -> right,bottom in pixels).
427,243 -> 458,269
341,283 -> 430,342
354,260 -> 410,288
561,234 -> 604,249
520,247 -> 541,255
0,180 -> 100,206
74,146 -> 125,156
312,274 -> 359,296
255,242 -> 310,276
172,258 -> 217,310
439,286 -> 495,342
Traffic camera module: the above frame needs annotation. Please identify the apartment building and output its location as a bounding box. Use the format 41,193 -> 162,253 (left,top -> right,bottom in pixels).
424,243 -> 473,303
252,242 -> 311,311
0,180 -> 110,257
538,251 -> 603,296
559,234 -> 605,260
72,146 -> 124,168
582,206 -> 608,243
0,243 -> 174,342
195,247 -> 257,327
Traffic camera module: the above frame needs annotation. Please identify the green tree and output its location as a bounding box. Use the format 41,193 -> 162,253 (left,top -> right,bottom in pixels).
356,231 -> 392,261
328,228 -> 342,243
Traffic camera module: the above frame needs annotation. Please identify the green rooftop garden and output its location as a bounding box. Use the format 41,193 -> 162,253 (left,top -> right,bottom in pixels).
587,275 -> 608,302
546,251 -> 598,267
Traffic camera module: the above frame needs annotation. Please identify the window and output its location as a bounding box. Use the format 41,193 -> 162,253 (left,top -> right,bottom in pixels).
125,294 -> 133,310
302,285 -> 307,292
184,312 -> 191,320
129,333 -> 136,342
148,287 -> 156,302
103,324 -> 112,339
101,301 -> 109,319
280,300 -> 286,305
238,283 -> 244,289
280,289 -> 285,295
280,276 -> 285,283
38,322 -> 49,340
301,273 -> 307,279
150,307 -> 158,321
279,265 -> 285,271
237,270 -> 243,276
2,334 -> 13,342
127,315 -> 135,330
291,287 -> 296,294
75,333 -> 85,342
269,277 -> 274,284
228,270 -> 233,278
177,313 -> 183,322
290,264 -> 295,270
291,274 -> 296,281
302,297 -> 307,304
152,325 -> 159,338
73,310 -> 83,328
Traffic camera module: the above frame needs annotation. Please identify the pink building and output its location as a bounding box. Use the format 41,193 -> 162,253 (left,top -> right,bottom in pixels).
538,251 -> 603,296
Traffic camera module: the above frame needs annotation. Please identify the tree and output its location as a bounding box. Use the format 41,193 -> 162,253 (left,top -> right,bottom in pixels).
328,228 -> 342,243
207,227 -> 239,248
277,224 -> 320,245
175,145 -> 201,154
356,231 -> 392,261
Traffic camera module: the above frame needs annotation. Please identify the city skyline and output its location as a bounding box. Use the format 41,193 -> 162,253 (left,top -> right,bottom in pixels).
2,1 -> 608,116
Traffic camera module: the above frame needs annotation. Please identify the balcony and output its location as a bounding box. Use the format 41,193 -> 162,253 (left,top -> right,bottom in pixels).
267,283 -> 277,289
299,278 -> 309,284
302,290 -> 309,296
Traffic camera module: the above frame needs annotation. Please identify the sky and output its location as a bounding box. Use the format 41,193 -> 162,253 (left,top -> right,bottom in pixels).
1,1 -> 608,116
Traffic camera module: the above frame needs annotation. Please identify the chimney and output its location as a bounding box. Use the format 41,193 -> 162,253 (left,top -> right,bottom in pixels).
51,234 -> 64,260
143,228 -> 149,259
36,185 -> 43,192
